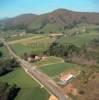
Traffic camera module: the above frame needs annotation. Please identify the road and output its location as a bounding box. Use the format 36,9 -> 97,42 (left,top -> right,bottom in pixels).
1,38 -> 68,100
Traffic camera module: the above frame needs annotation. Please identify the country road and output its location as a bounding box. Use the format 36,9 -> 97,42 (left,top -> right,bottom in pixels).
0,38 -> 68,100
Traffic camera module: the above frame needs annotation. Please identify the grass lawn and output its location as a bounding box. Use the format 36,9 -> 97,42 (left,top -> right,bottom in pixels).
0,68 -> 49,100
34,56 -> 64,67
40,62 -> 77,77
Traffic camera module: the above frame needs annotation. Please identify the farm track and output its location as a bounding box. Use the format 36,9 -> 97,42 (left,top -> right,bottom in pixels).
8,35 -> 46,44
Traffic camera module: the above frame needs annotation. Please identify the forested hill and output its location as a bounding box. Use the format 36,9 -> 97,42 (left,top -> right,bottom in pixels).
0,8 -> 99,33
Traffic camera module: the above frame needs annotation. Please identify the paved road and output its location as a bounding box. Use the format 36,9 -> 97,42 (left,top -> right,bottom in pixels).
1,38 -> 68,100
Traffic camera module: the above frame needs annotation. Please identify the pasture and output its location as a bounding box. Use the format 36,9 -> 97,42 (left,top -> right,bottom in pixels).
0,68 -> 50,100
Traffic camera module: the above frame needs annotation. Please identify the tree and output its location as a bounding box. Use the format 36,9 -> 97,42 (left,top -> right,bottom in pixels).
0,51 -> 3,58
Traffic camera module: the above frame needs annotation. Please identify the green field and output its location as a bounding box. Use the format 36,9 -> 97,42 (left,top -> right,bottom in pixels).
10,42 -> 50,56
0,68 -> 49,100
11,43 -> 39,55
40,62 -> 77,77
57,33 -> 99,47
34,56 -> 64,67
10,35 -> 55,56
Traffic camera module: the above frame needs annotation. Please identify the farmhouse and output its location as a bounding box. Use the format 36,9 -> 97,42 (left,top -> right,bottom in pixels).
27,55 -> 41,62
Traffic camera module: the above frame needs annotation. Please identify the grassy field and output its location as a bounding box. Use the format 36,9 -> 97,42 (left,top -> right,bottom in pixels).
40,62 -> 77,77
57,33 -> 99,47
34,56 -> 64,67
0,68 -> 50,100
11,43 -> 38,55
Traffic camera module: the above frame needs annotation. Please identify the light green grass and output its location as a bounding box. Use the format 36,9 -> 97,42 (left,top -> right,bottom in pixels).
11,43 -> 37,55
40,62 -> 77,77
0,68 -> 49,100
34,56 -> 64,67
8,35 -> 48,44
7,34 -> 39,41
10,36 -> 55,56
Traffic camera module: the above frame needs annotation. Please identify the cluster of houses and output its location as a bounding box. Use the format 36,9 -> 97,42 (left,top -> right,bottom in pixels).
24,54 -> 48,63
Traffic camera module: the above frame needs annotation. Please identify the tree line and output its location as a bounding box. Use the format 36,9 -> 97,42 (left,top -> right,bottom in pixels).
45,42 -> 80,59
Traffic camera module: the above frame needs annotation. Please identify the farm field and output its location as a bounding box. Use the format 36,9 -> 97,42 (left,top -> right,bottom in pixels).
7,34 -> 42,41
40,62 -> 78,77
57,33 -> 99,47
10,35 -> 55,56
34,56 -> 64,67
8,34 -> 48,44
0,68 -> 50,100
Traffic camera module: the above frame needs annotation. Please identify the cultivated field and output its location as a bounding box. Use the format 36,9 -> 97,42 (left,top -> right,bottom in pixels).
10,35 -> 56,56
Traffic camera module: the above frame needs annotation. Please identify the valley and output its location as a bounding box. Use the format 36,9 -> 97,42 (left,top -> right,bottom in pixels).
0,8 -> 99,100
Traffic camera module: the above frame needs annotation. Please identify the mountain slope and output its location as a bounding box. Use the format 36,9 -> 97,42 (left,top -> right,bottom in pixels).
0,9 -> 99,33
0,14 -> 37,26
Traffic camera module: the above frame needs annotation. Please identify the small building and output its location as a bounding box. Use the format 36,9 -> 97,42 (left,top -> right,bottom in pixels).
35,56 -> 41,61
10,34 -> 17,37
27,55 -> 41,62
27,57 -> 34,62
19,32 -> 26,36
59,74 -> 75,85
41,55 -> 48,61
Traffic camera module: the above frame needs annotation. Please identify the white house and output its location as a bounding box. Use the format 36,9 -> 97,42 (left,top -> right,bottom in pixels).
60,74 -> 75,85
